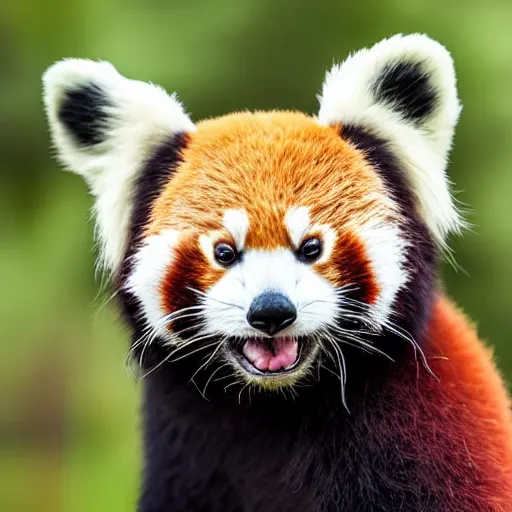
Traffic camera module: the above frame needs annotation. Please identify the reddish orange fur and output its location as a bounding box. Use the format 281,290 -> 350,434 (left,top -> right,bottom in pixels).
160,232 -> 223,319
316,230 -> 380,304
410,296 -> 512,506
148,112 -> 395,238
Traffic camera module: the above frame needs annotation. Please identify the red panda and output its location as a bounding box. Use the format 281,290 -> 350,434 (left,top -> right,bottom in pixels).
43,34 -> 512,511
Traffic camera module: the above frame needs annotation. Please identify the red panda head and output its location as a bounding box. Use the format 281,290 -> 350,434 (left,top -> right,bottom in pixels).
43,34 -> 463,391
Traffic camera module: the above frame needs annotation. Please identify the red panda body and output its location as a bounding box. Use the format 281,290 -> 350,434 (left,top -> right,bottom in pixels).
43,34 -> 512,511
138,297 -> 512,512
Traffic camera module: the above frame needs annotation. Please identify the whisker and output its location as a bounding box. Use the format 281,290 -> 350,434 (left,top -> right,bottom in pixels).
298,290 -> 365,313
202,362 -> 230,398
125,324 -> 156,365
224,380 -> 241,393
169,339 -> 219,364
93,289 -> 120,328
187,287 -> 245,311
189,339 -> 226,383
166,321 -> 207,341
139,326 -> 163,367
213,374 -> 234,383
321,363 -> 342,381
140,339 -> 219,380
238,383 -> 250,405
189,377 -> 209,402
328,327 -> 394,361
331,344 -> 349,412
383,321 -> 437,379
166,333 -> 217,362
166,312 -> 205,324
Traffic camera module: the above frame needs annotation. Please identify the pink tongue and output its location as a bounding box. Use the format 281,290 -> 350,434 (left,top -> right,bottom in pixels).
242,337 -> 298,372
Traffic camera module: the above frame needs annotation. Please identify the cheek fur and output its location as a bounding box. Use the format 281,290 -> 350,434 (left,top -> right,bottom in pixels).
160,233 -> 223,322
315,230 -> 380,306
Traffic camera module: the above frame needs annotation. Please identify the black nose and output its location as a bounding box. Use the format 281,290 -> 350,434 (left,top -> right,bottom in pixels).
247,292 -> 297,335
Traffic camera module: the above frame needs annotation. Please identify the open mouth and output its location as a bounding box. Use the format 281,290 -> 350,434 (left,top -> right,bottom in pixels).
229,336 -> 313,376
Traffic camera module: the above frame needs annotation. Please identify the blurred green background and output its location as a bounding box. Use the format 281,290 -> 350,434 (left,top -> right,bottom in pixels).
1,0 -> 511,510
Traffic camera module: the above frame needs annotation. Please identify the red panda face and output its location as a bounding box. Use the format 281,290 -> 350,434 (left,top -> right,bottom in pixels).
43,34 -> 463,393
126,112 -> 407,387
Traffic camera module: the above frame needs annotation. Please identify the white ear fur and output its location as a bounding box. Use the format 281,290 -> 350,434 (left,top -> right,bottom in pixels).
318,34 -> 464,245
43,59 -> 195,273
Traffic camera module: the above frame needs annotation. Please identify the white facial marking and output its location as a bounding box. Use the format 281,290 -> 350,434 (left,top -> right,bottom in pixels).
284,206 -> 310,248
358,221 -> 409,326
223,209 -> 250,250
126,229 -> 180,341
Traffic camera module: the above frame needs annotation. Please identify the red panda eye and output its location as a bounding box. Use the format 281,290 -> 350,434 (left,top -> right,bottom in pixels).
214,242 -> 238,267
298,237 -> 323,263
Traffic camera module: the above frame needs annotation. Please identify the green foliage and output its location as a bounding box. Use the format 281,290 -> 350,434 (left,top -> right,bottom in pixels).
1,0 -> 511,510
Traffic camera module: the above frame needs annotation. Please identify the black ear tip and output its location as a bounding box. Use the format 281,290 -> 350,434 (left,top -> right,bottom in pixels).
371,60 -> 438,125
58,81 -> 113,146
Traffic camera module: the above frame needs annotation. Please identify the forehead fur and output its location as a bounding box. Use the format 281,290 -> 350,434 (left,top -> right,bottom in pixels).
147,111 -> 395,245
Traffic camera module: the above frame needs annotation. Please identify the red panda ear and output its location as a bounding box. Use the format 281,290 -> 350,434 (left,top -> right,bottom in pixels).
42,59 -> 195,273
318,34 -> 464,247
